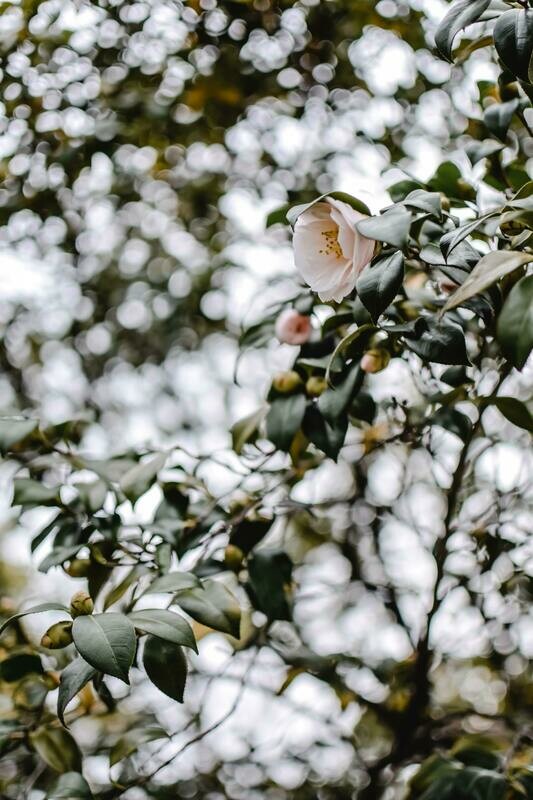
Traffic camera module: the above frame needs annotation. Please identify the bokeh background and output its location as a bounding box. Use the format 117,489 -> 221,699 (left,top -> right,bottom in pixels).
0,1 -> 532,798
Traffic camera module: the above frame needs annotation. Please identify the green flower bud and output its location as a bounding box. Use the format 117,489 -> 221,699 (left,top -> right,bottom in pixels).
70,591 -> 94,618
224,544 -> 245,572
64,558 -> 91,578
41,621 -> 73,649
306,376 -> 328,397
272,370 -> 303,394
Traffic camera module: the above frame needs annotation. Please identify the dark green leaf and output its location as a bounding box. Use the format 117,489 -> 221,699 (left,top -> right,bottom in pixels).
496,275 -> 533,369
39,544 -> 84,573
0,653 -> 43,682
29,726 -> 82,773
489,396 -> 533,432
231,406 -> 267,454
356,251 -> 404,321
483,99 -> 519,142
302,405 -> 348,460
428,161 -> 475,200
119,452 -> 167,503
230,517 -> 272,554
325,323 -> 376,383
443,250 -> 533,312
266,394 -> 307,452
401,190 -> 442,217
318,364 -> 363,424
175,579 -> 241,638
435,0 -> 490,62
13,478 -> 60,507
431,407 -> 472,441
247,550 -> 293,621
58,658 -> 97,726
0,603 -> 69,636
356,207 -> 412,249
128,609 -> 197,652
265,204 -> 290,227
494,9 -> 533,84
143,571 -> 200,595
104,565 -> 149,610
405,320 -> 470,365
441,366 -> 469,386
439,212 -> 497,259
143,636 -> 187,702
72,613 -> 136,683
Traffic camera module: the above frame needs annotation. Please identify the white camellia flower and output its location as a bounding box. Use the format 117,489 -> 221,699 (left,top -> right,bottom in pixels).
292,197 -> 376,302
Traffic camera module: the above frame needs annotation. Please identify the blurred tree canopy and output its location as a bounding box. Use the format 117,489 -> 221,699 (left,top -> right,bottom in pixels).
0,1 -> 532,799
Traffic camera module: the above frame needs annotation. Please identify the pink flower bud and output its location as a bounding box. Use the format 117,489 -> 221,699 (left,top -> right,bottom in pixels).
361,349 -> 390,374
275,308 -> 312,345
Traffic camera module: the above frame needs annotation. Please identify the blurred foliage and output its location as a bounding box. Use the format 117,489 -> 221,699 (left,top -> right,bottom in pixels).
0,0 -> 532,799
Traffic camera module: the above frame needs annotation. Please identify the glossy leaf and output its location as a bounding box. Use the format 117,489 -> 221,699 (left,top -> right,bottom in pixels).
231,406 -> 268,454
248,550 -> 293,621
483,99 -> 519,142
405,320 -> 470,366
318,364 -> 363,425
496,275 -> 533,369
434,0 -> 490,62
72,613 -> 136,683
356,251 -> 404,321
442,250 -> 533,312
489,396 -> 533,432
0,653 -> 43,683
0,603 -> 69,636
356,206 -> 412,249
128,609 -> 197,652
143,571 -> 200,595
302,405 -> 348,460
58,658 -> 97,726
12,478 -> 60,507
494,9 -> 533,84
120,452 -> 167,503
143,636 -> 188,702
175,579 -> 241,638
29,726 -> 82,774
266,394 -> 307,452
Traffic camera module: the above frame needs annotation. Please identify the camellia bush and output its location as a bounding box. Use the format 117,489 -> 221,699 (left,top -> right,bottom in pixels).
0,0 -> 532,798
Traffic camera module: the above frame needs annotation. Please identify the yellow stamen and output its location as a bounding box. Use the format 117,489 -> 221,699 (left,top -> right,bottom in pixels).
319,228 -> 343,258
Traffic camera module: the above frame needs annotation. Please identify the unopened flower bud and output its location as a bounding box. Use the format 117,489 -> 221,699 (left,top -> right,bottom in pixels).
41,621 -> 73,649
439,193 -> 450,212
275,309 -> 312,345
69,591 -> 94,618
360,349 -> 390,374
224,544 -> 245,572
438,278 -> 457,295
272,370 -> 303,394
64,558 -> 91,578
306,376 -> 328,397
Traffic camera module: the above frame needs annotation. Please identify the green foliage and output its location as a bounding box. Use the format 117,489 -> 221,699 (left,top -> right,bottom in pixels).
0,0 -> 532,798
142,637 -> 188,703
496,275 -> 533,369
71,614 -> 136,683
